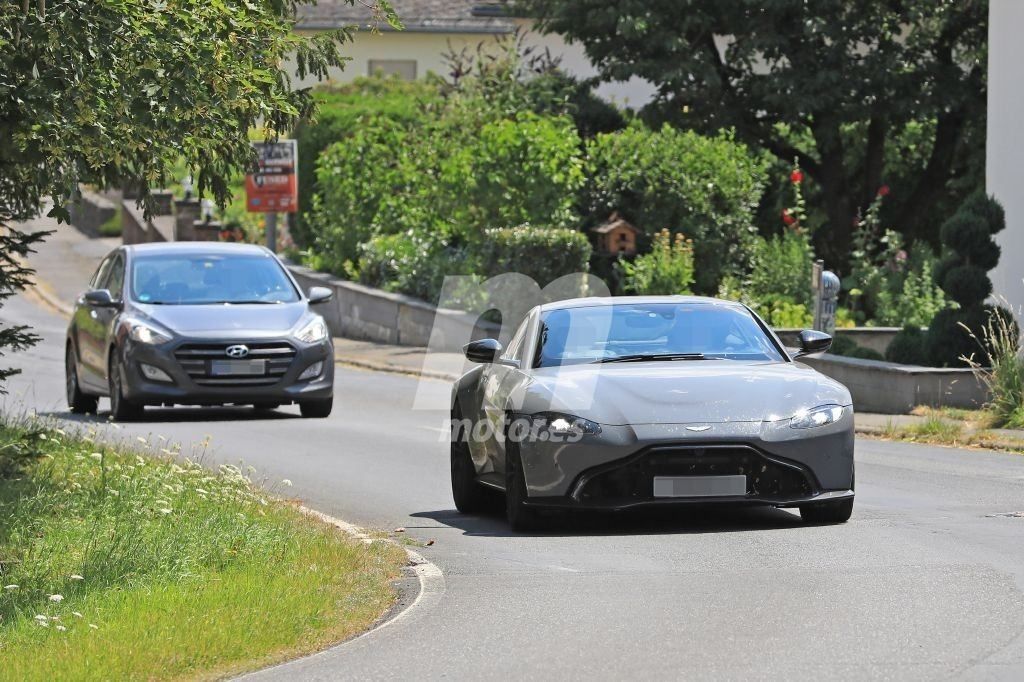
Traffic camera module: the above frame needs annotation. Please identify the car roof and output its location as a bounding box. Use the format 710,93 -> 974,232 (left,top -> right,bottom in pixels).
125,242 -> 273,257
537,295 -> 746,313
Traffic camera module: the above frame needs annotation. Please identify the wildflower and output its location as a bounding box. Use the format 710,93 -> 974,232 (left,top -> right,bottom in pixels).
89,624 -> 99,630
90,452 -> 103,461
781,208 -> 797,226
72,612 -> 83,618
37,620 -> 49,628
56,625 -> 67,632
790,169 -> 804,184
38,433 -> 47,440
137,436 -> 147,444
4,584 -> 18,591
281,479 -> 292,487
159,508 -> 173,515
49,594 -> 64,603
34,615 -> 48,622
877,184 -> 890,197
55,428 -> 66,436
70,574 -> 84,581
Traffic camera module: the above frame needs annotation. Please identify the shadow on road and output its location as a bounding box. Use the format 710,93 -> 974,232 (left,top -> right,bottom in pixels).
414,502 -> 806,538
39,406 -> 301,424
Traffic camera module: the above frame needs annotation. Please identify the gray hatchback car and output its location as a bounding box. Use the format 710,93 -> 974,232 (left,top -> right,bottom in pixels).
65,242 -> 335,421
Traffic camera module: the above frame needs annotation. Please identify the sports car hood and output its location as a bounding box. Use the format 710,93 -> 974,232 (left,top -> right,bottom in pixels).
520,360 -> 851,426
135,302 -> 307,334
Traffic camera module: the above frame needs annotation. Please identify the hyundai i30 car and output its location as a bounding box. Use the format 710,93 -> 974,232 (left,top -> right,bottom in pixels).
450,296 -> 854,530
65,242 -> 335,421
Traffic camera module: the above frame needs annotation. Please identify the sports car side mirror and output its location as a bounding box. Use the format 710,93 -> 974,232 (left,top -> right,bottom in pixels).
83,289 -> 117,307
794,329 -> 832,358
464,338 -> 502,364
307,286 -> 333,304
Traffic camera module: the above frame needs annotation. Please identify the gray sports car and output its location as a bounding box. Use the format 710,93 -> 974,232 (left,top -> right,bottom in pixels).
451,296 -> 854,530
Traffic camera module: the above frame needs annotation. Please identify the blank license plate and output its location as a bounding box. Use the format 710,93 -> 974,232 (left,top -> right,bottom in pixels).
653,475 -> 747,498
210,359 -> 266,376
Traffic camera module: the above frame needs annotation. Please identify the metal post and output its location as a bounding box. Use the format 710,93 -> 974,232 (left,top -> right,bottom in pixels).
265,212 -> 277,253
811,259 -> 824,330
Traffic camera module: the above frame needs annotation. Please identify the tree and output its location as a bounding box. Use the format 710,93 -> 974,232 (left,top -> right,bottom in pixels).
524,0 -> 988,266
0,0 -> 395,384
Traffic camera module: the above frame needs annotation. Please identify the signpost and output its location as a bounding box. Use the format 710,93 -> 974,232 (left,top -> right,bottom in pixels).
245,140 -> 298,253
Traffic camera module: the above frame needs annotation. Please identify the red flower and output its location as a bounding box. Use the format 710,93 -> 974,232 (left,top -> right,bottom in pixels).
790,169 -> 804,184
781,209 -> 797,226
877,184 -> 890,197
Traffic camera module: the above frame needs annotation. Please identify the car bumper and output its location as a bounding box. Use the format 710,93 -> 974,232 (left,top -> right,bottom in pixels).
514,409 -> 855,509
118,335 -> 334,406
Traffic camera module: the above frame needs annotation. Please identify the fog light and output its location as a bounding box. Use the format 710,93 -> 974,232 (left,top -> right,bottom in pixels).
139,363 -> 172,383
298,361 -> 324,381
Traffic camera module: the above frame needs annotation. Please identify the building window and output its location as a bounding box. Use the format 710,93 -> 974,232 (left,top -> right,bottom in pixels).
367,59 -> 417,80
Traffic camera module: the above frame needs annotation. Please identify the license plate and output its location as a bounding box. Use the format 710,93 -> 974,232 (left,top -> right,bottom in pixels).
210,359 -> 266,376
653,475 -> 747,498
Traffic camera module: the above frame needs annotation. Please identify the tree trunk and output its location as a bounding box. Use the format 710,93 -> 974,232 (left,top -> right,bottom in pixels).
811,120 -> 854,271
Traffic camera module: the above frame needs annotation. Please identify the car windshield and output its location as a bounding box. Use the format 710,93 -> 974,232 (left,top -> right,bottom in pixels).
130,252 -> 300,305
533,303 -> 785,368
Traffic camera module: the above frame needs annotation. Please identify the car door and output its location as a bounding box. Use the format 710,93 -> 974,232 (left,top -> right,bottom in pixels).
475,313 -> 533,478
94,252 -> 126,383
74,254 -> 114,390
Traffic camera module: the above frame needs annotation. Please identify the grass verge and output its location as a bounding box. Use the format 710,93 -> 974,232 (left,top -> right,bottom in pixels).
0,418 -> 405,680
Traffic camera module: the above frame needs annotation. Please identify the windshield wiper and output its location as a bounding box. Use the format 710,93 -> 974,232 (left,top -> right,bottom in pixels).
593,353 -> 711,364
209,299 -> 283,305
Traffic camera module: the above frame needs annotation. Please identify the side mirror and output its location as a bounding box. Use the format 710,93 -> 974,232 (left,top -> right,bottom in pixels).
307,286 -> 333,304
84,289 -> 117,307
794,329 -> 832,358
464,338 -> 502,364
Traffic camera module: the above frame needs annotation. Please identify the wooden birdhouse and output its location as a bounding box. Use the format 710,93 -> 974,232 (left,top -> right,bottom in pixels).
591,212 -> 639,256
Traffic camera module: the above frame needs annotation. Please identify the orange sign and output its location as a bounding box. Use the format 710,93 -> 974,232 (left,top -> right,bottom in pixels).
246,140 -> 298,213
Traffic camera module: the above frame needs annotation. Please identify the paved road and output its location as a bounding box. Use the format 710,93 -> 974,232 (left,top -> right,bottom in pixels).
5,290 -> 1024,681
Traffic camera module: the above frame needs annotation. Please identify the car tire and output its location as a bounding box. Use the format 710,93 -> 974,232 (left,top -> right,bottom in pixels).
799,497 -> 854,524
66,344 -> 98,414
299,397 -> 333,418
108,352 -> 144,422
505,442 -> 542,532
450,404 -> 488,513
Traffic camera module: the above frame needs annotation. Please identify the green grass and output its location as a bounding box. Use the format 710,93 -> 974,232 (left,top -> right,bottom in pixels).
881,416 -> 966,446
98,205 -> 122,237
0,419 -> 405,680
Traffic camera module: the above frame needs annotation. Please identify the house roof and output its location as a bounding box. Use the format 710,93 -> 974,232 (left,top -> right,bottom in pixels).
296,1 -> 517,34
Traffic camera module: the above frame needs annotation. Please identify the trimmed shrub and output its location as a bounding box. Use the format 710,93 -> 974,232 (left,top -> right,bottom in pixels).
581,123 -> 768,293
885,325 -> 929,365
470,225 -> 592,286
925,192 -> 1016,366
830,335 -> 885,361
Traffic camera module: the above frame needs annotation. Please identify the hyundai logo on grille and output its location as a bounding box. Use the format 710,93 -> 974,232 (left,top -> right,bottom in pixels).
225,344 -> 249,358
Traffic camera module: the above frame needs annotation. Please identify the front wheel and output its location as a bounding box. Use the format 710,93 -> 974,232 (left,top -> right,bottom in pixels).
108,353 -> 144,422
66,344 -> 98,414
299,397 -> 333,418
451,405 -> 488,513
505,443 -> 542,532
799,497 -> 854,524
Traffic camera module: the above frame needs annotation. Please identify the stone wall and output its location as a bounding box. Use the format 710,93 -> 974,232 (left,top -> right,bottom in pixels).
69,190 -> 116,235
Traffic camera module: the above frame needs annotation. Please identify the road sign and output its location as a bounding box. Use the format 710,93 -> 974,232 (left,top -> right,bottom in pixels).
245,140 -> 297,213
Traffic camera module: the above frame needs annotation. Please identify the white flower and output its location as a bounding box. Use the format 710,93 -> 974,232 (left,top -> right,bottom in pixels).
72,612 -> 83,619
34,614 -> 48,622
49,594 -> 64,602
136,436 -> 147,444
56,625 -> 67,632
55,428 -> 66,435
38,433 -> 47,440
90,452 -> 103,461
4,584 -> 18,591
69,574 -> 84,581
281,479 -> 292,487
159,508 -> 172,515
37,620 -> 49,628
89,624 -> 99,630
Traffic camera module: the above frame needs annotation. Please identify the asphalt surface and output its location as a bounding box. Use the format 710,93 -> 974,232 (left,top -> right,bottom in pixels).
5,290 -> 1024,681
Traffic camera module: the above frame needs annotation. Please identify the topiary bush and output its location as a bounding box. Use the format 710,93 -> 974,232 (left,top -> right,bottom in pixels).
925,192 -> 1016,367
885,325 -> 929,365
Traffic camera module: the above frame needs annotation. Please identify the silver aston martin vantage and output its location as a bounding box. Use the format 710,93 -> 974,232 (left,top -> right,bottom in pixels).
450,296 -> 855,531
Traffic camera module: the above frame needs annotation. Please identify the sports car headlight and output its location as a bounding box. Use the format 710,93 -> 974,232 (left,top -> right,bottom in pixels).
128,322 -> 172,345
294,316 -> 328,344
790,404 -> 845,429
531,412 -> 602,437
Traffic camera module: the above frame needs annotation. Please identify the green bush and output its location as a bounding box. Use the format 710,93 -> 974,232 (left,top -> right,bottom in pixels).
292,77 -> 439,245
885,325 -> 929,365
829,335 -> 884,361
471,224 -> 592,286
619,228 -> 694,295
961,307 -> 1024,429
581,123 -> 768,293
747,230 -> 815,308
925,192 -> 1016,366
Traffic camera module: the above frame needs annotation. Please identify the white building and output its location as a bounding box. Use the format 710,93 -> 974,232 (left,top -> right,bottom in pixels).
987,0 -> 1024,314
294,0 -> 655,108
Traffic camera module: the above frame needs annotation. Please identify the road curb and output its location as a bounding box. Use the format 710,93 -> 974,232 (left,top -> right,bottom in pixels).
333,354 -> 458,382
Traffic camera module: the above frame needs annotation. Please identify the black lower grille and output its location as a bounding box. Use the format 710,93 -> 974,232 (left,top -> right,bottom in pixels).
173,342 -> 296,387
572,444 -> 815,504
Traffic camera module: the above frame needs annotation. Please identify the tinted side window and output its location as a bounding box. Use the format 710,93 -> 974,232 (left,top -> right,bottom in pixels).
90,256 -> 113,289
104,254 -> 125,299
503,318 -> 529,363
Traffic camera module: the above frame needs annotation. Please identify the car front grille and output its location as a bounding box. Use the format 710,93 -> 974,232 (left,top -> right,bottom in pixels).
173,342 -> 296,387
571,444 -> 816,504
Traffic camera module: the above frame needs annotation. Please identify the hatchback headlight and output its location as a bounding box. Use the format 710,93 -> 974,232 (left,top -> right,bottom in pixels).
790,404 -> 845,429
295,316 -> 328,344
128,322 -> 172,345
